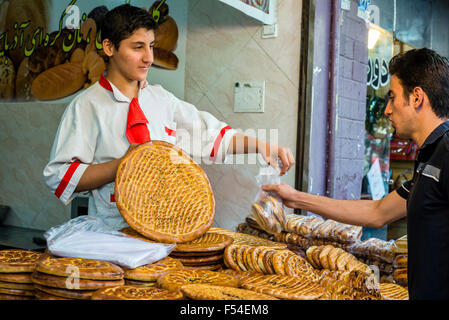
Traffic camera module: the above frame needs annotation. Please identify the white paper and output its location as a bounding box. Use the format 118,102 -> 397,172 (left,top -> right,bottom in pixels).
44,216 -> 175,269
367,158 -> 386,200
47,230 -> 173,269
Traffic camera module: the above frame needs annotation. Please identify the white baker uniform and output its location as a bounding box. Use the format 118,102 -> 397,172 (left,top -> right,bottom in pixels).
43,74 -> 236,230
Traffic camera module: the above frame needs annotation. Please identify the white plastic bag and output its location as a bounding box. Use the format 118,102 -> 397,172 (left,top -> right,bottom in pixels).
44,216 -> 175,269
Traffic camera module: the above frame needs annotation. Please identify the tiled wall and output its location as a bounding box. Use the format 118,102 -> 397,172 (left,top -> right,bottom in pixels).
185,0 -> 302,230
0,101 -> 72,230
330,2 -> 368,200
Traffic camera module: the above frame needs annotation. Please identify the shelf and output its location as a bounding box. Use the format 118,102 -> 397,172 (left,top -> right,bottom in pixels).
0,225 -> 46,251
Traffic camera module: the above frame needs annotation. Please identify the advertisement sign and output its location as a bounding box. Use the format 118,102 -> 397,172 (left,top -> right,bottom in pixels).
0,0 -> 179,102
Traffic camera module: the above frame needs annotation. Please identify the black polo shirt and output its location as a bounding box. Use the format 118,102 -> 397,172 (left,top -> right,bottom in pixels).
396,121 -> 449,300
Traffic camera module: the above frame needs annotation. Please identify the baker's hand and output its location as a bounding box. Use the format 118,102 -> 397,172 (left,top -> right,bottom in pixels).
260,142 -> 295,176
262,182 -> 300,208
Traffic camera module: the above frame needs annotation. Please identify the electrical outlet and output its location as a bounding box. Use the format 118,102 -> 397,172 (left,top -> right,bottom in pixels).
234,81 -> 265,113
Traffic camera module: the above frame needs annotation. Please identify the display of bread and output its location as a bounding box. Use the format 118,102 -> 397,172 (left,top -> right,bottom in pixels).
0,227 -> 410,301
115,141 -> 215,243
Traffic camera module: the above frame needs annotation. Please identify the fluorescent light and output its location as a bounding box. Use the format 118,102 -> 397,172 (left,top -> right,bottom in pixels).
368,28 -> 381,49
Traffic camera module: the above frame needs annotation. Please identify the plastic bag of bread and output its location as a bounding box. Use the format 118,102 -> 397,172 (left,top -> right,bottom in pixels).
331,222 -> 363,244
348,238 -> 396,263
283,214 -> 324,238
250,165 -> 286,234
393,235 -> 408,254
310,219 -> 337,239
393,254 -> 408,268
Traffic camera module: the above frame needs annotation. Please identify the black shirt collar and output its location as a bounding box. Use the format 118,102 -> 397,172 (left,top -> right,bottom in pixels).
419,120 -> 449,151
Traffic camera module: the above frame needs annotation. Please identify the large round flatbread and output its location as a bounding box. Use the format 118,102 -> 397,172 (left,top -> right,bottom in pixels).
157,270 -> 238,292
175,254 -> 223,266
208,228 -> 287,248
91,285 -> 183,300
119,227 -> 157,243
31,271 -> 124,291
115,141 -> 215,243
34,284 -> 94,300
124,257 -> 184,282
124,279 -> 157,287
183,264 -> 223,271
35,255 -> 124,280
180,284 -> 279,300
0,272 -> 32,284
0,287 -> 35,297
35,290 -> 74,300
0,249 -> 42,273
172,232 -> 233,254
0,292 -> 34,300
240,274 -> 325,300
0,280 -> 34,290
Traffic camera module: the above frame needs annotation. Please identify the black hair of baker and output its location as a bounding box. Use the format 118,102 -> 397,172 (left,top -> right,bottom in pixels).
100,4 -> 158,50
389,48 -> 449,119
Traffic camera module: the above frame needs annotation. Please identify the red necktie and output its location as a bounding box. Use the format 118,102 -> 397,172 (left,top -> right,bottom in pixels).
99,73 -> 151,144
126,97 -> 151,144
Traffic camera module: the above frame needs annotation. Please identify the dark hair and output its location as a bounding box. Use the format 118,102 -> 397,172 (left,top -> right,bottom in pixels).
100,4 -> 158,50
389,48 -> 449,119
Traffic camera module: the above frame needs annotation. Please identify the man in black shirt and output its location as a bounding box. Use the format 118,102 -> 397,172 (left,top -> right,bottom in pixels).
262,48 -> 449,300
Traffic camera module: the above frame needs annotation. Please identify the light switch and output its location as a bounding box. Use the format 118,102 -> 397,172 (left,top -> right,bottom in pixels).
234,81 -> 265,113
262,24 -> 278,38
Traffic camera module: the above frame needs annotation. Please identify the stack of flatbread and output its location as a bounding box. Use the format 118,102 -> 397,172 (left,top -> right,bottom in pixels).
168,232 -> 234,271
123,257 -> 183,287
0,249 -> 42,300
31,254 -> 125,300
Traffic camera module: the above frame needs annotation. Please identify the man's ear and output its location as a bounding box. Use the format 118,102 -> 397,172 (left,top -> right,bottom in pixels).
411,87 -> 425,109
102,39 -> 114,57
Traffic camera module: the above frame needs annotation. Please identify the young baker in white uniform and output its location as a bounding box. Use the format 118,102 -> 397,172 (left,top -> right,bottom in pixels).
43,4 -> 295,230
